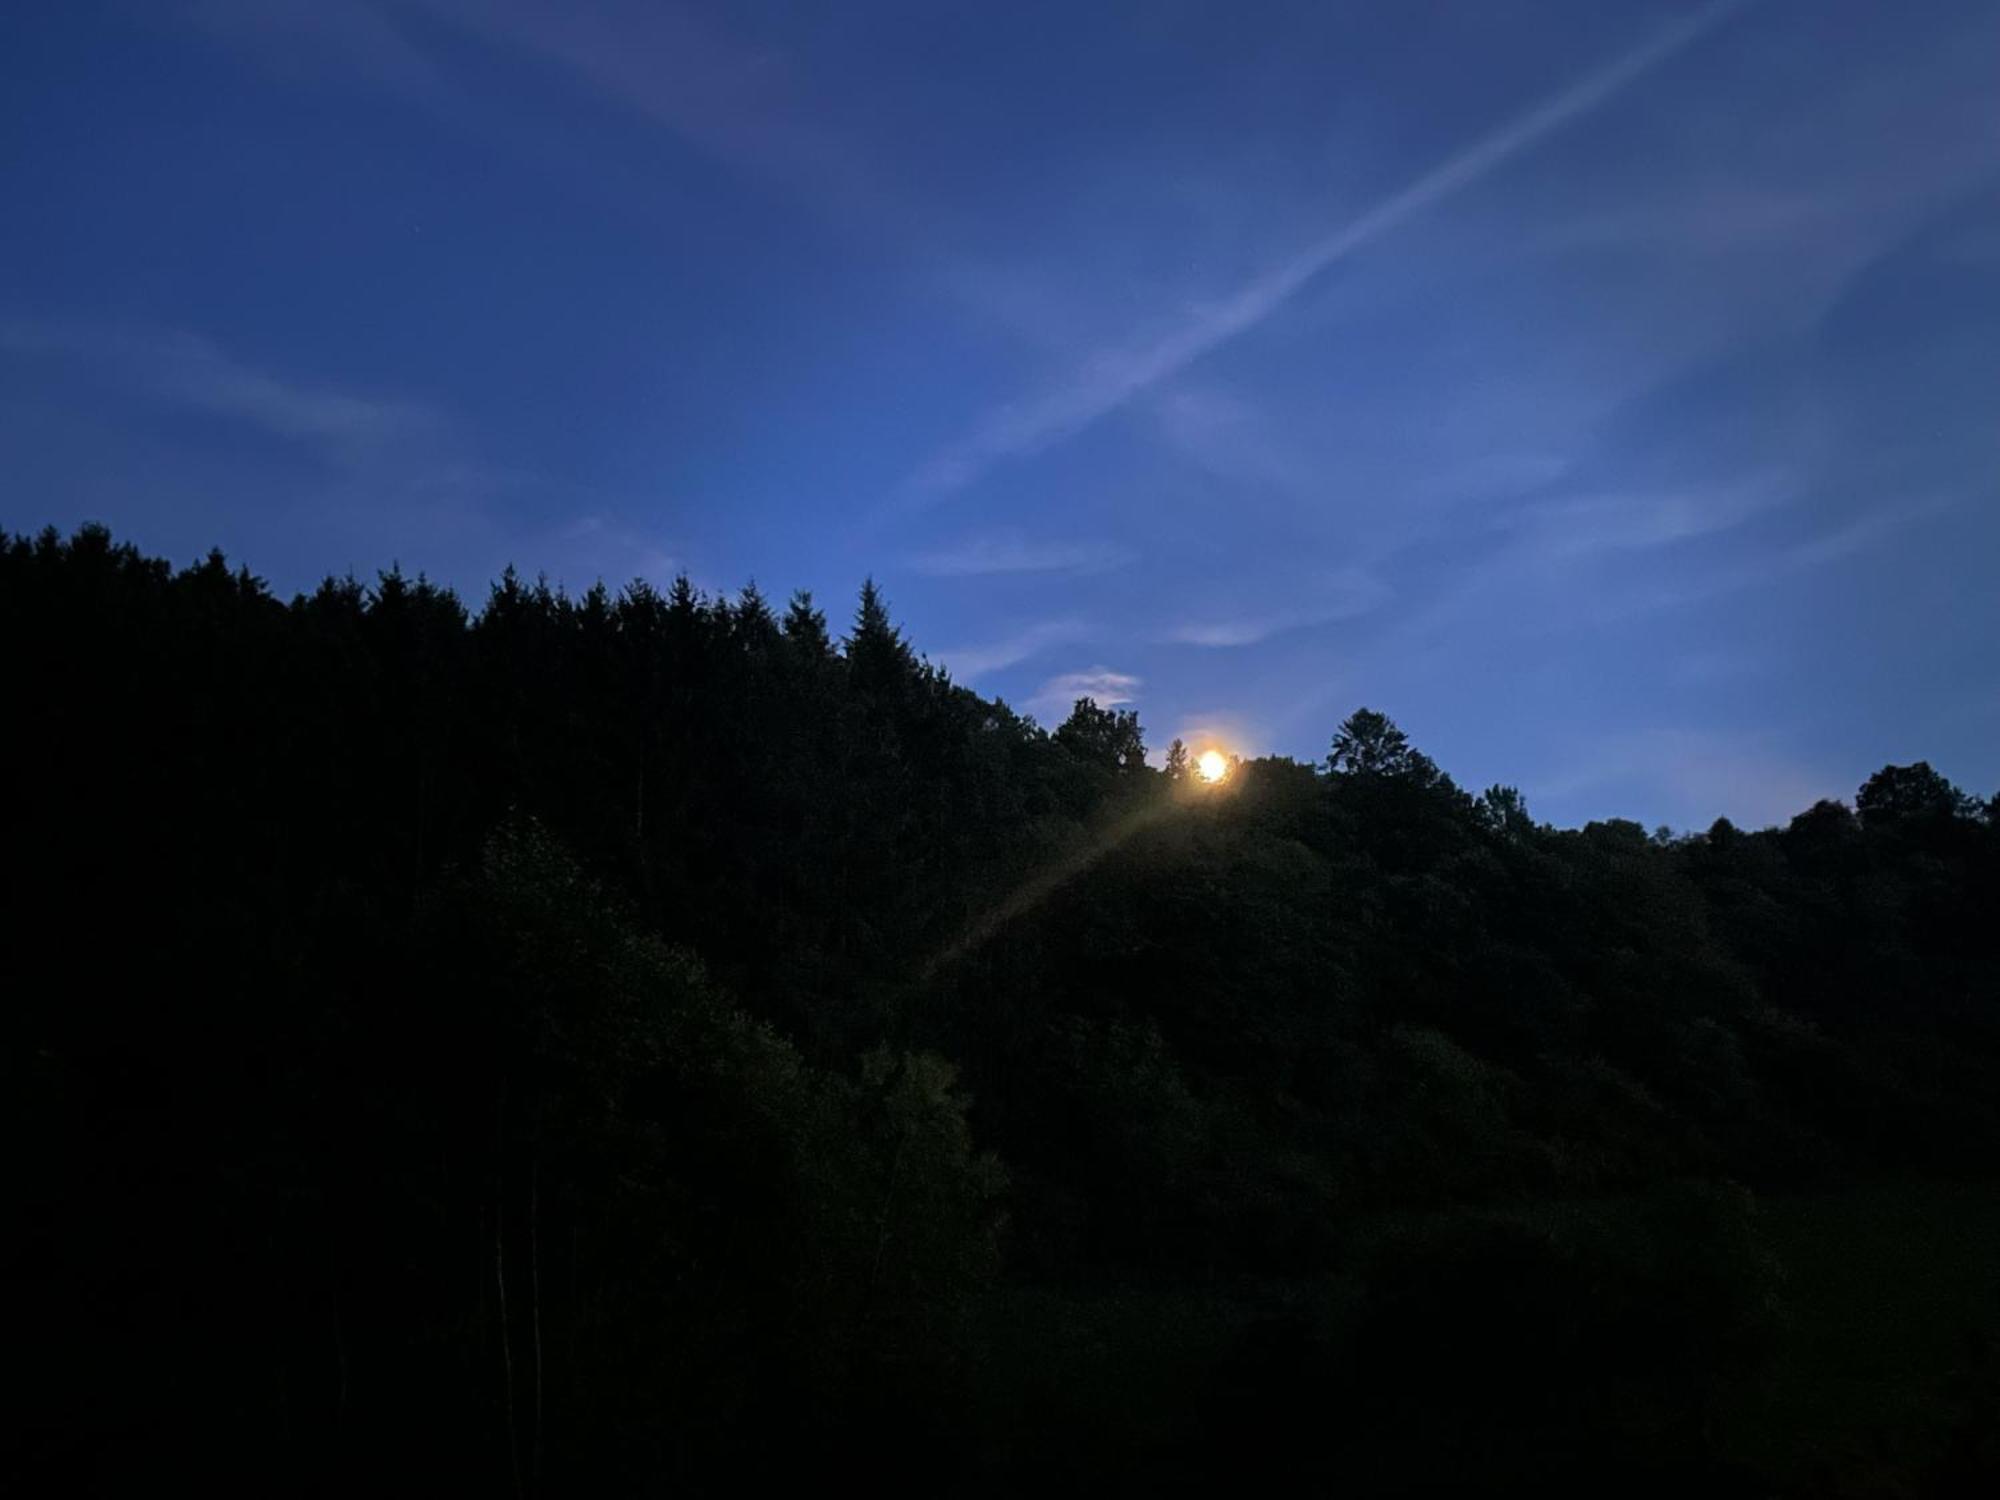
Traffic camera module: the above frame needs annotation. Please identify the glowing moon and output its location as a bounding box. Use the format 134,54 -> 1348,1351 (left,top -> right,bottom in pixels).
1196,749 -> 1229,783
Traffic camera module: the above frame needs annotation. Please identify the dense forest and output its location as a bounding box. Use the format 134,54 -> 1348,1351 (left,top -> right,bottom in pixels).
4,523 -> 1998,1496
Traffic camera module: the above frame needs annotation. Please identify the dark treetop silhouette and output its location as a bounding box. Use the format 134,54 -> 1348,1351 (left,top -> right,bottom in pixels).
5,526 -> 1998,1495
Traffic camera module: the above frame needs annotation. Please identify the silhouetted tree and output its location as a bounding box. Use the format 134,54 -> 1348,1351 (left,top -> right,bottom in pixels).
1856,760 -> 1976,826
1476,784 -> 1534,837
1328,706 -> 1439,784
6,524 -> 2000,1496
846,577 -> 913,699
1054,696 -> 1148,773
783,588 -> 832,659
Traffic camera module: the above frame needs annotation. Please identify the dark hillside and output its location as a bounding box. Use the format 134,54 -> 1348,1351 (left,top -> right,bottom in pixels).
5,525 -> 1997,1494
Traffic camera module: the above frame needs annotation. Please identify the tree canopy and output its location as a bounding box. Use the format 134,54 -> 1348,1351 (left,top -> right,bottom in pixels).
5,524 -> 1998,1494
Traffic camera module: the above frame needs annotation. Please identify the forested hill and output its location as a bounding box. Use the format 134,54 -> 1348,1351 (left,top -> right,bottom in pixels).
6,524 -> 2000,1494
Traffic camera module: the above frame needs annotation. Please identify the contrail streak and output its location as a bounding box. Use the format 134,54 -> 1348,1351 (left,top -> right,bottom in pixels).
909,0 -> 1753,498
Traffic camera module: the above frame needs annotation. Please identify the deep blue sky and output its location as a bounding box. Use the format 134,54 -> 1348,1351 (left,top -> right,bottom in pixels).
5,0 -> 1997,827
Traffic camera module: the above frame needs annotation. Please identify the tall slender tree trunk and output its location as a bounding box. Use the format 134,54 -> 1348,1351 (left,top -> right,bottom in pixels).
329,1254 -> 348,1435
495,1080 -> 523,1499
530,1152 -> 544,1487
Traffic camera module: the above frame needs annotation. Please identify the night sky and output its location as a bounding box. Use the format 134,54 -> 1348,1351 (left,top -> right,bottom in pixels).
5,0 -> 1997,828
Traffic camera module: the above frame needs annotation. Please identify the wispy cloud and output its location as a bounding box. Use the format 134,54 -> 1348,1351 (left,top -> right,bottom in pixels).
1252,468 -> 1797,748
1167,569 -> 1393,647
1780,492 -> 1959,572
195,0 -> 907,247
1670,646 -> 1773,688
0,315 -> 692,595
1,319 -> 435,461
551,513 -> 678,588
935,619 -> 1088,682
1501,473 -> 1792,560
1557,488 -> 1963,623
1148,387 -> 1317,494
906,0 -> 1752,498
1027,665 -> 1140,722
908,533 -> 1132,579
190,0 -> 455,106
1542,184 -> 1837,260
1536,727 -> 1837,830
1938,220 -> 2000,267
1369,471 -> 1793,649
396,0 -> 893,232
1414,450 -> 1574,506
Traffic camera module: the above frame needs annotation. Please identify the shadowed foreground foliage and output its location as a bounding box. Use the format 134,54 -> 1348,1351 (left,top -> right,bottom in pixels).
4,526 -> 1998,1494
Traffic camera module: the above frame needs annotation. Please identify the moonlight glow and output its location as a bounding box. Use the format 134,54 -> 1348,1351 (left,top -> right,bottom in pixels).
1196,750 -> 1229,783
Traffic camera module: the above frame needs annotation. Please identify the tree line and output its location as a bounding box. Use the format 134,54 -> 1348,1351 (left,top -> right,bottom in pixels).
4,524 -> 1997,1494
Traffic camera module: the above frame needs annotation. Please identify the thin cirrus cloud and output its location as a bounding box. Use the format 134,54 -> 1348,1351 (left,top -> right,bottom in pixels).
905,0 -> 1754,500
1167,569 -> 1394,648
934,618 -> 1089,683
0,319 -> 435,460
1535,727 -> 1837,831
1372,471 -> 1795,652
1027,666 -> 1141,723
1503,473 -> 1795,560
1778,492 -> 1961,573
1553,488 -> 1962,627
1147,387 -> 1318,495
193,0 -> 906,247
0,315 -> 689,601
551,514 -> 679,589
189,0 -> 457,105
907,533 -> 1133,579
393,0 -> 898,233
1248,472 -> 1796,749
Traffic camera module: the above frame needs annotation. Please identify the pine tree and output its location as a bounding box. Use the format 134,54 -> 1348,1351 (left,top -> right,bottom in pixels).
783,589 -> 832,659
845,578 -> 914,698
